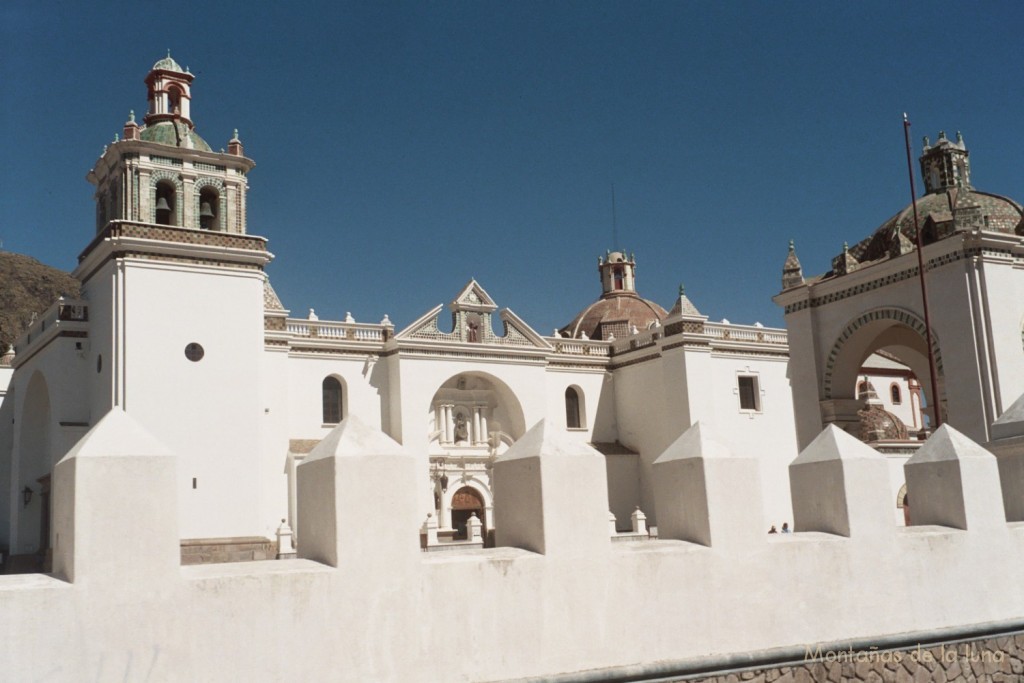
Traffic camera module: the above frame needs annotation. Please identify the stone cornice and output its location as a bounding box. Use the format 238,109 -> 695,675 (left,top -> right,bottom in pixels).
776,231 -> 1023,315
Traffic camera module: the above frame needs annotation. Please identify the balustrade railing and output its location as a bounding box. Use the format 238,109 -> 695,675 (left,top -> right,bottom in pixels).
284,319 -> 388,342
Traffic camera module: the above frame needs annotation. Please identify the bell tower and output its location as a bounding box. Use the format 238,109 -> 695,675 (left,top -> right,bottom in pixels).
73,56 -> 272,541
598,250 -> 637,296
87,52 -> 255,234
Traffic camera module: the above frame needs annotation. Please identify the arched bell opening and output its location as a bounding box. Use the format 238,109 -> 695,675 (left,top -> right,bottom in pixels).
198,186 -> 219,231
154,180 -> 177,226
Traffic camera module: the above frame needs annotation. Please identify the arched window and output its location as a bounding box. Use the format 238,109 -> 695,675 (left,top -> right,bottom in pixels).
857,381 -> 869,399
154,181 -> 176,225
613,267 -> 624,290
322,377 -> 344,424
167,86 -> 182,115
199,187 -> 219,230
565,387 -> 582,429
891,384 -> 902,404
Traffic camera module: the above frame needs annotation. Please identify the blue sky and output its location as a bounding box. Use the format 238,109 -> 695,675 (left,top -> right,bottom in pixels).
5,2 -> 1024,333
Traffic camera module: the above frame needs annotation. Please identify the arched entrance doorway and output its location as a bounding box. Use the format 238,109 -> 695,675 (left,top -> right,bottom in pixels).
450,486 -> 485,540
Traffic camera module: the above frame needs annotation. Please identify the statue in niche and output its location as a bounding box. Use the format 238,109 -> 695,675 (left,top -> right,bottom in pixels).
466,312 -> 482,343
454,414 -> 469,443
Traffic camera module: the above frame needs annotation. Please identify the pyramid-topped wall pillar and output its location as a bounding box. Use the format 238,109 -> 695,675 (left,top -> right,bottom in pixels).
652,422 -> 764,549
905,424 -> 1005,529
985,392 -> 1024,522
789,425 -> 893,537
492,420 -> 609,556
296,415 -> 420,568
52,408 -> 179,585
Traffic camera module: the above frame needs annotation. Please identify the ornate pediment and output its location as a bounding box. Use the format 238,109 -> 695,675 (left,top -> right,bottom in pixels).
395,281 -> 551,350
450,279 -> 498,313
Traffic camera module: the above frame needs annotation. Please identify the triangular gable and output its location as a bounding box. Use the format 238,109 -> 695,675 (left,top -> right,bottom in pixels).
450,279 -> 498,312
394,303 -> 447,341
498,309 -> 553,349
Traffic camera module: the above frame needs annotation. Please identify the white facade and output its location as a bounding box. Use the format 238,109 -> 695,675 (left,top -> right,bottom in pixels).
0,58 -> 806,561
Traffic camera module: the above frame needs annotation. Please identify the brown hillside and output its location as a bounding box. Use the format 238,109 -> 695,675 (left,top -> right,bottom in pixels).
0,251 -> 80,349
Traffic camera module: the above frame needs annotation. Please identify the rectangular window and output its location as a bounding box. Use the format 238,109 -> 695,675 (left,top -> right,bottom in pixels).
738,375 -> 760,412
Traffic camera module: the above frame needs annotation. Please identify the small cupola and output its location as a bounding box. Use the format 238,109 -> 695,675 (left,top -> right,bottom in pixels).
144,51 -> 195,129
598,250 -> 636,297
920,130 -> 971,194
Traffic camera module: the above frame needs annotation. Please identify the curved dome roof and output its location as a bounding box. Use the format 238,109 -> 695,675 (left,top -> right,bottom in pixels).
152,54 -> 185,73
561,294 -> 668,340
857,381 -> 909,442
139,121 -> 212,152
849,187 -> 1023,264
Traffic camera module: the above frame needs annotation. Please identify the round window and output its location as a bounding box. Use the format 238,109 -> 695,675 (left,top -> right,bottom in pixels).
185,343 -> 205,362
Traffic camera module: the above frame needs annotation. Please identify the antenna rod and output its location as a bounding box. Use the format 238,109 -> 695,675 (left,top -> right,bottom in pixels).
611,183 -> 619,251
903,113 -> 943,429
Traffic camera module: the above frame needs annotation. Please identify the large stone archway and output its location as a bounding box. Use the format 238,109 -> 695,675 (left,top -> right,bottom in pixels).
819,308 -> 945,437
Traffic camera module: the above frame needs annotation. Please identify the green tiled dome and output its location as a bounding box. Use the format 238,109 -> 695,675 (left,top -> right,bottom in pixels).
153,54 -> 185,73
139,121 -> 212,152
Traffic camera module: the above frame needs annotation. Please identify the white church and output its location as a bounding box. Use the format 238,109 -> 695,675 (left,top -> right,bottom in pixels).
9,55 -> 1013,572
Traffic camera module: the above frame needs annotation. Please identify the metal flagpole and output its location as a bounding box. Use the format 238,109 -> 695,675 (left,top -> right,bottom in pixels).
903,113 -> 943,429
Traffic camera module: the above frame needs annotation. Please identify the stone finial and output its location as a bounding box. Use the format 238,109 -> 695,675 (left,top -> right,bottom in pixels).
889,228 -> 914,259
421,513 -> 439,546
580,331 -> 589,340
276,519 -> 296,559
630,507 -> 647,535
832,241 -> 859,276
380,314 -> 392,326
678,283 -> 685,297
307,308 -> 318,321
781,240 -> 804,289
466,513 -> 483,543
956,130 -> 964,144
608,511 -> 618,535
128,109 -> 135,123
113,133 -> 119,143
923,135 -> 930,148
938,130 -> 947,140
905,424 -> 1005,530
0,344 -> 15,367
789,425 -> 893,537
227,129 -> 244,156
344,312 -> 355,323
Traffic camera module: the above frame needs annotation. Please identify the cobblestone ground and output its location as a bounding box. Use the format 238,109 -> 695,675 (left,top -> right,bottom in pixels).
684,633 -> 1024,682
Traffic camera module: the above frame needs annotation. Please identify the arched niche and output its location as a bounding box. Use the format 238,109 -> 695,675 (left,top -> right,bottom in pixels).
427,371 -> 525,457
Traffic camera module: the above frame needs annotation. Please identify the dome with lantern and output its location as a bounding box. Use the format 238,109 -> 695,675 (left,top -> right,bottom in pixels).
560,250 -> 668,340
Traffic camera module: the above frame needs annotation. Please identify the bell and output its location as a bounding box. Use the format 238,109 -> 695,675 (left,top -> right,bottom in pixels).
155,197 -> 171,213
199,202 -> 215,218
